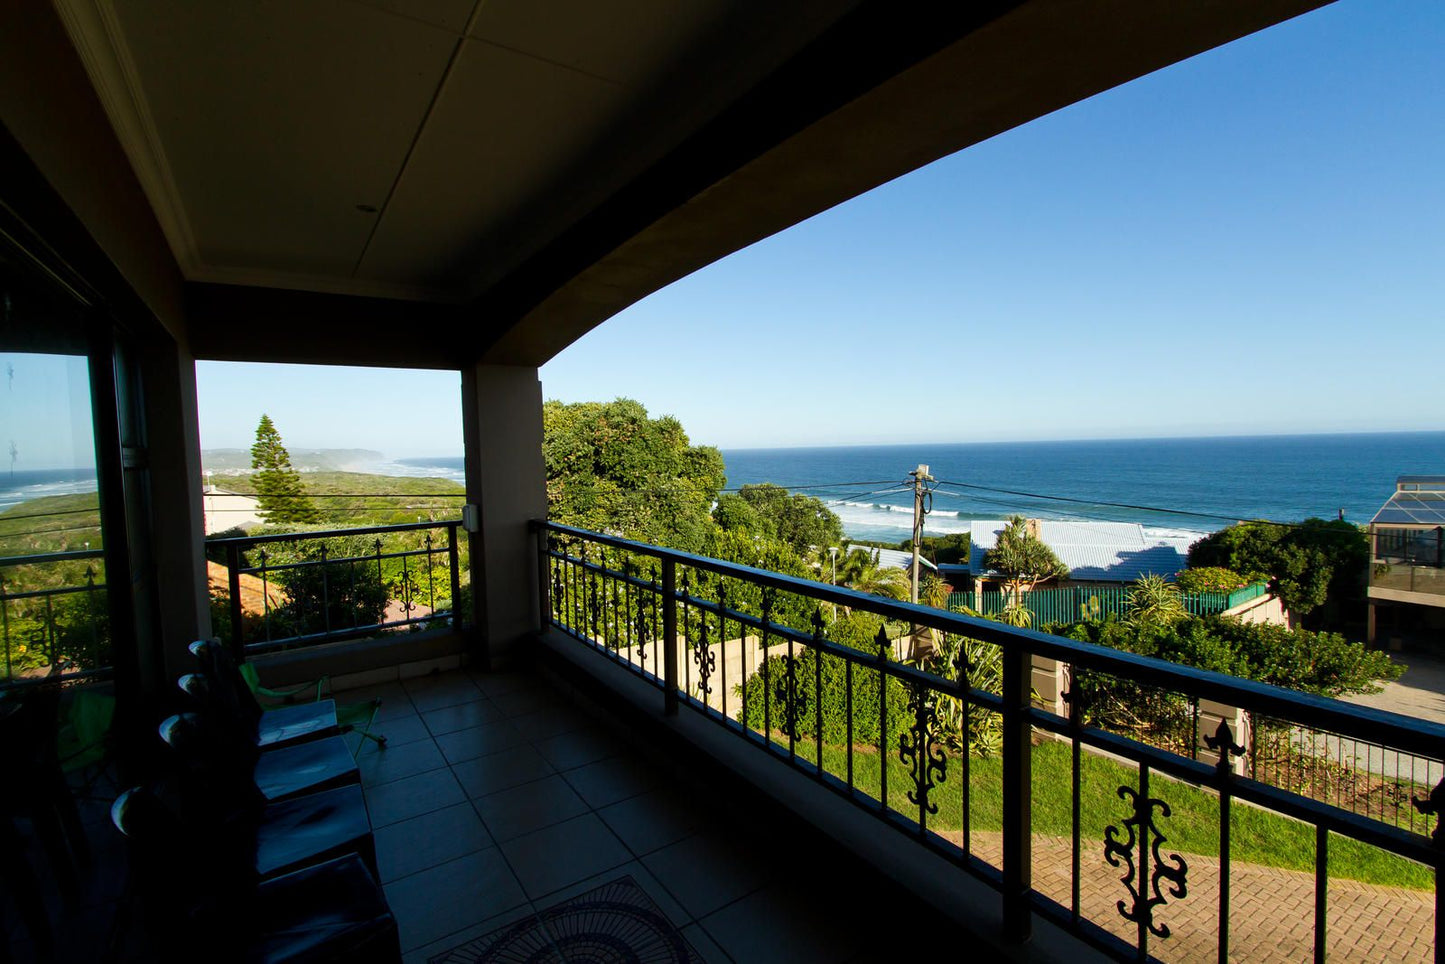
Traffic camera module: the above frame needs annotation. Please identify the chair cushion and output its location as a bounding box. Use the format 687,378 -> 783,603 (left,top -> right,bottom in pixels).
253,737 -> 359,803
255,784 -> 373,881
248,853 -> 399,964
258,700 -> 340,748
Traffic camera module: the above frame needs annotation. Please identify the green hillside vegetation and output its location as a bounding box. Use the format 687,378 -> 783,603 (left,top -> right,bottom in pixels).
222,471 -> 465,527
1,492 -> 107,679
202,447 -> 383,472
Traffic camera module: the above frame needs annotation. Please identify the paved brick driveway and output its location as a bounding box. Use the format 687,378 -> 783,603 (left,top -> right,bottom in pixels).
960,834 -> 1432,962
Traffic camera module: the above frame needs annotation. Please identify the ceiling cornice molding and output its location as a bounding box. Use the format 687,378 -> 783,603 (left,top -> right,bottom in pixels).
51,0 -> 201,275
189,263 -> 465,305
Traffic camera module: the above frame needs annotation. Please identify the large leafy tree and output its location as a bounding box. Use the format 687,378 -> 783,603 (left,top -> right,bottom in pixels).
712,483 -> 843,559
250,414 -> 320,525
982,515 -> 1069,603
1187,518 -> 1367,622
543,398 -> 724,552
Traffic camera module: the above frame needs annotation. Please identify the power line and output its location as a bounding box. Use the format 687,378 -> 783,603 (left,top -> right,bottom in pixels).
0,506 -> 99,522
932,478 -> 1305,528
217,492 -> 465,498
719,479 -> 905,494
0,522 -> 103,539
816,484 -> 912,509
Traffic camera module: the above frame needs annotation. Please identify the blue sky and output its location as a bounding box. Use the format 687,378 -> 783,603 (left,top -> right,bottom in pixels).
1,353 -> 98,472
186,0 -> 1443,459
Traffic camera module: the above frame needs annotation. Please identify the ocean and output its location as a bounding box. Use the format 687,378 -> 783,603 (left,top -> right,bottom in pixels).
0,468 -> 98,513
396,432 -> 1445,543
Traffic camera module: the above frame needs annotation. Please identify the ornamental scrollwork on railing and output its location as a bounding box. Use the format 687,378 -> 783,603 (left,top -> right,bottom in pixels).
1103,784 -> 1188,939
1411,777 -> 1445,844
551,557 -> 564,620
693,575 -> 716,698
775,645 -> 807,742
898,682 -> 947,816
587,551 -> 602,639
1203,718 -> 1246,773
637,565 -> 657,668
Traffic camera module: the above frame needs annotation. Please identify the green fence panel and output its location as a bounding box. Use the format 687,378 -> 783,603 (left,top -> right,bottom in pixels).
944,581 -> 1269,625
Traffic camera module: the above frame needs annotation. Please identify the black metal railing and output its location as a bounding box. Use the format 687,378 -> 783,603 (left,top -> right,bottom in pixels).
209,520 -> 464,655
539,522 -> 1445,963
0,548 -> 109,686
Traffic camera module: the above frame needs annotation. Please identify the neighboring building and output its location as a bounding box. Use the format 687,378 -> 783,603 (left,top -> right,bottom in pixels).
201,486 -> 265,534
845,544 -> 936,574
951,518 -> 1200,591
1367,476 -> 1445,645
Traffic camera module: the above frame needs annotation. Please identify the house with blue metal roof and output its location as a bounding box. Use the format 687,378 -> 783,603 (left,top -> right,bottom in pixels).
945,518 -> 1201,591
1367,476 -> 1445,645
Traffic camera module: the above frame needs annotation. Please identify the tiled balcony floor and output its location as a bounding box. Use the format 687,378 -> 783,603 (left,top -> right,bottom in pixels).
351,666 -> 966,963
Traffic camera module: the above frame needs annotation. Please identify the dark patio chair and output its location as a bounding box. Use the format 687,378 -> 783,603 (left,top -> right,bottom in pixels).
0,683 -> 91,902
186,641 -> 340,750
157,712 -> 358,805
110,787 -> 399,963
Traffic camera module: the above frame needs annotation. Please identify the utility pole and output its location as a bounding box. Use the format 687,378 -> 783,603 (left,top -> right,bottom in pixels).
908,464 -> 934,604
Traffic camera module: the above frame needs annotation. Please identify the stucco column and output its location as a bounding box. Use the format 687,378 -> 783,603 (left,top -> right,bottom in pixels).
140,340 -> 212,684
462,365 -> 547,669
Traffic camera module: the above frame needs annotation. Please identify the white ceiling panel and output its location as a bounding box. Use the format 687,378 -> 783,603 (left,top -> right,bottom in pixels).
112,0 -> 458,277
355,37 -> 630,287
468,0 -> 730,87
342,0 -> 476,34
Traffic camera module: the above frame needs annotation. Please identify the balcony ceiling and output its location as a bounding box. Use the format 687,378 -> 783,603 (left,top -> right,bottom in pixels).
41,0 -> 1332,367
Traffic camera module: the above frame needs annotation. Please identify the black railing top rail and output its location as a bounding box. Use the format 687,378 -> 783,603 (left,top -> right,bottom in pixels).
208,518 -> 462,548
0,548 -> 105,568
1,583 -> 106,603
541,521 -> 1445,761
237,543 -> 450,577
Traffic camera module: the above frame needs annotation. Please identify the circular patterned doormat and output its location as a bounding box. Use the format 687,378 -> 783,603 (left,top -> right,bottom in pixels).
429,876 -> 703,963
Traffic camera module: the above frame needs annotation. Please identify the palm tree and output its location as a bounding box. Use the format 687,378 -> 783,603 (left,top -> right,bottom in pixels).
836,547 -> 910,601
982,516 -> 1069,607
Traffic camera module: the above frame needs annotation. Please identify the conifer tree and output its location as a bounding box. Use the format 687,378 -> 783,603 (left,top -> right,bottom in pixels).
250,414 -> 321,524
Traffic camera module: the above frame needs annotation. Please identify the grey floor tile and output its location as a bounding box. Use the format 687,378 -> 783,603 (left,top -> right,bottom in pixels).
375,801 -> 494,883
499,813 -> 632,900
451,745 -> 555,798
403,673 -> 484,713
698,885 -> 852,964
435,719 -> 529,765
400,904 -> 539,964
506,706 -> 591,741
559,753 -> 658,808
469,671 -> 540,697
422,698 -> 503,736
364,767 -> 467,828
531,859 -> 692,929
533,727 -> 623,771
335,682 -> 417,722
473,774 -> 589,842
682,923 -> 733,964
356,713 -> 430,750
383,848 -> 526,953
357,738 -> 446,788
641,832 -> 770,920
492,686 -> 567,718
333,680 -> 413,708
597,788 -> 704,857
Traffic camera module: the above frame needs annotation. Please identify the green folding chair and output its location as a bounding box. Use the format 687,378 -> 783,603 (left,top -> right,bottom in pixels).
56,688 -> 118,797
237,663 -> 385,753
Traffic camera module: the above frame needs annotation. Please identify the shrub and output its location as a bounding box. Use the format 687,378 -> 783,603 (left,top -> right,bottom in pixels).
737,644 -> 909,747
1174,566 -> 1246,595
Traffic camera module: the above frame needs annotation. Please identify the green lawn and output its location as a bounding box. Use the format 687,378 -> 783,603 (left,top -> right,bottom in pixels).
767,733 -> 1432,890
